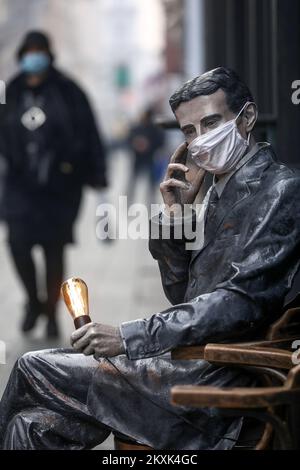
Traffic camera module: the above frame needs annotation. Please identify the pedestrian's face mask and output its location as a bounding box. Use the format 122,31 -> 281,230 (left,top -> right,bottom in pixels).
188,102 -> 251,174
20,51 -> 51,75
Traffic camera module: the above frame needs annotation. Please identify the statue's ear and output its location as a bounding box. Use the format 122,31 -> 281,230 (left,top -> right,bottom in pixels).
244,102 -> 258,133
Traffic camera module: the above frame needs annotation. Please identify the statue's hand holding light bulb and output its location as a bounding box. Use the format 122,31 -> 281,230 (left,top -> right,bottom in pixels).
61,278 -> 125,359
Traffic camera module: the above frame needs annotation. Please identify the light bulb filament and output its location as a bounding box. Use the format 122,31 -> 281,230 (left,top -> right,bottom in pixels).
61,277 -> 89,320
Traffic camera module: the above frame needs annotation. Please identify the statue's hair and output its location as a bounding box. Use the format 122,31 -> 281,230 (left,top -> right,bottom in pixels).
169,67 -> 254,114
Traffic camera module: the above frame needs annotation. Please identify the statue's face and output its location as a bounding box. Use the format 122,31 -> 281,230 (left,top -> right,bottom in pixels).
175,88 -> 244,145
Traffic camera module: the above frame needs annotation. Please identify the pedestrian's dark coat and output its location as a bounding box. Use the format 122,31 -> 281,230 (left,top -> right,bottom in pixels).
0,67 -> 107,244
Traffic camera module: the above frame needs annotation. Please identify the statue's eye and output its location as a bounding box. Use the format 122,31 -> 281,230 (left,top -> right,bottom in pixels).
206,120 -> 217,128
184,128 -> 194,136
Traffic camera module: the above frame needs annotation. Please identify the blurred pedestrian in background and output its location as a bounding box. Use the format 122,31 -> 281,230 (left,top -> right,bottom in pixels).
0,31 -> 107,338
127,107 -> 165,207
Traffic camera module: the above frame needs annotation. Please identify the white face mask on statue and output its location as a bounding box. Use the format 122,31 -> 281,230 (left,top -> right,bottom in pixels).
188,102 -> 251,174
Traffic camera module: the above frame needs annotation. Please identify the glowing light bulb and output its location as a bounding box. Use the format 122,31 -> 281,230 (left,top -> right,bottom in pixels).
61,277 -> 92,329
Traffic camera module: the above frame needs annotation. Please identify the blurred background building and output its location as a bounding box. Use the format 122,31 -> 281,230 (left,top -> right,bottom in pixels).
161,0 -> 300,166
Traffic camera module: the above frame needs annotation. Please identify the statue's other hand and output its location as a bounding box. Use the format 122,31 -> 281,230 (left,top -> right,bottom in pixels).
71,322 -> 125,359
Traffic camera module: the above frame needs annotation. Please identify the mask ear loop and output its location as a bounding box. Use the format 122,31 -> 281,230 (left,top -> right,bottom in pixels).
235,101 -> 252,146
235,101 -> 250,121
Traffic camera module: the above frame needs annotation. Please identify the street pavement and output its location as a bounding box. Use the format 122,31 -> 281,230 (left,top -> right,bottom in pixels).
0,149 -> 169,449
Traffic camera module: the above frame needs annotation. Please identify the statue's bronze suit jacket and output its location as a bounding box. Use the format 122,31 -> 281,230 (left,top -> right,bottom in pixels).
121,145 -> 300,356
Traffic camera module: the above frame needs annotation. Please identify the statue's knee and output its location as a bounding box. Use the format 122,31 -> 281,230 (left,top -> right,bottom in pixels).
17,351 -> 38,370
17,349 -> 50,371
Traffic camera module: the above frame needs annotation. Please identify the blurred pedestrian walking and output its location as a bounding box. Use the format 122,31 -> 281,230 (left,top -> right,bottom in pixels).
0,31 -> 107,338
127,108 -> 165,207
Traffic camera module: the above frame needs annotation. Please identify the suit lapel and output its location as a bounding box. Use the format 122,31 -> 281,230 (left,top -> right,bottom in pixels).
189,148 -> 274,266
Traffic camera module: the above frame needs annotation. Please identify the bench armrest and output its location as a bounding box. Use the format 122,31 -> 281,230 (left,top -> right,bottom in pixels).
171,384 -> 298,409
204,343 -> 293,370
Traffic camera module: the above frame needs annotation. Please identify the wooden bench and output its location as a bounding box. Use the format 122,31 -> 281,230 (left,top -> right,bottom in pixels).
114,297 -> 300,450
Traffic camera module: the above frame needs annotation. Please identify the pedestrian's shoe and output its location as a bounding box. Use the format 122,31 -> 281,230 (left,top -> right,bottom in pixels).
21,301 -> 42,333
46,315 -> 60,338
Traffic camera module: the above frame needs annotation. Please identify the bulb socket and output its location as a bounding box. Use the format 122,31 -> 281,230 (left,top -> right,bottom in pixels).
74,315 -> 92,329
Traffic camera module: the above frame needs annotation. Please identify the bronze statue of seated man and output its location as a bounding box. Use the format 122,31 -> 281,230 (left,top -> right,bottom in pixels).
1,67 -> 300,450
